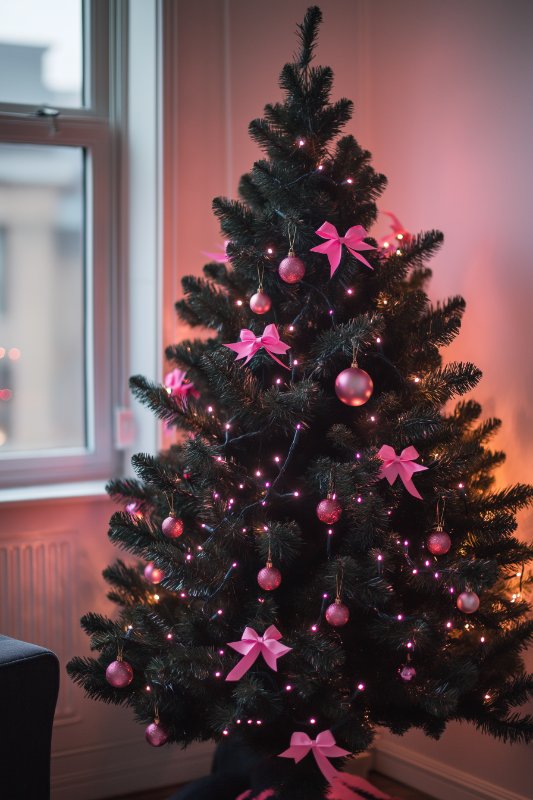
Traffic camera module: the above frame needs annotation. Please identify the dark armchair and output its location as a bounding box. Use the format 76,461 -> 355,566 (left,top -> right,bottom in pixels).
0,635 -> 59,799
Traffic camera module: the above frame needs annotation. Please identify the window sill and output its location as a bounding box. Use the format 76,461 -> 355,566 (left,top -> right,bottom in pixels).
0,480 -> 109,507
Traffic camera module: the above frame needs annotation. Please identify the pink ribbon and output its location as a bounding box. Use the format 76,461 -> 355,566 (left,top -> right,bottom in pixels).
279,730 -> 350,782
378,444 -> 428,500
378,211 -> 412,253
225,625 -> 292,682
224,324 -> 291,370
310,221 -> 376,276
164,368 -> 200,405
328,771 -> 395,800
202,239 -> 231,263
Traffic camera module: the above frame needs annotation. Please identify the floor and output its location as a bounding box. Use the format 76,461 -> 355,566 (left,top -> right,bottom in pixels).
110,772 -> 436,800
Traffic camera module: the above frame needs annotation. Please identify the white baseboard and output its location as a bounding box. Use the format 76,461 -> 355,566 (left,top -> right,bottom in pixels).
51,737 -> 214,800
374,739 -> 529,800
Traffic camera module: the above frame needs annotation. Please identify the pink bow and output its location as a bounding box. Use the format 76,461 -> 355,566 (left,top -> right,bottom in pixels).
310,221 -> 376,276
378,212 -> 412,254
164,368 -> 200,405
279,730 -> 350,783
378,444 -> 428,500
225,625 -> 292,682
202,239 -> 231,263
224,324 -> 291,370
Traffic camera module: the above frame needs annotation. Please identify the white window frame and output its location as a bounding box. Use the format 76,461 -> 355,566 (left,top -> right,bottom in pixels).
0,0 -> 127,488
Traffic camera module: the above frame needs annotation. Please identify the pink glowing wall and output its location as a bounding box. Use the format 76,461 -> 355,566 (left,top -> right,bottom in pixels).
166,2 -> 533,795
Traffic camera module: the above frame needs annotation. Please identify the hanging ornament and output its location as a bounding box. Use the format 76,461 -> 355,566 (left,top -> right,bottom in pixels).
278,223 -> 305,284
105,650 -> 134,688
457,590 -> 480,614
257,538 -> 282,590
427,498 -> 451,555
250,290 -> 272,314
250,263 -> 272,314
257,561 -> 282,591
145,716 -> 169,747
162,512 -> 184,539
399,664 -> 416,682
144,562 -> 164,584
316,496 -> 342,524
325,570 -> 349,627
335,342 -> 373,406
325,599 -> 350,627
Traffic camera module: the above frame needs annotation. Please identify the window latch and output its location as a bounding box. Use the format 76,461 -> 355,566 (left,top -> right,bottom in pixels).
35,106 -> 60,136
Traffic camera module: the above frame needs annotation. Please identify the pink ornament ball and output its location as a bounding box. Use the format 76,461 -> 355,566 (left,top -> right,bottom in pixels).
316,497 -> 342,524
457,590 -> 480,614
106,659 -> 133,688
162,515 -> 184,539
250,291 -> 272,315
427,529 -> 451,555
145,720 -> 169,747
399,665 -> 416,682
335,367 -> 373,407
325,600 -> 350,627
257,563 -> 282,591
144,562 -> 164,584
278,254 -> 305,284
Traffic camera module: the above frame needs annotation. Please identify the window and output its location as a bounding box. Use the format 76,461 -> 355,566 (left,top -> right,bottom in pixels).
0,0 -> 123,487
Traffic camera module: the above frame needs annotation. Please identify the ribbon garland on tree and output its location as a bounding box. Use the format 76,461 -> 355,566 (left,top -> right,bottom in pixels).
224,324 -> 291,369
225,625 -> 291,681
310,221 -> 376,276
377,444 -> 428,499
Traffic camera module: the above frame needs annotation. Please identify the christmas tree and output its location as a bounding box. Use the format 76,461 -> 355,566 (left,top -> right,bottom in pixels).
68,8 -> 533,800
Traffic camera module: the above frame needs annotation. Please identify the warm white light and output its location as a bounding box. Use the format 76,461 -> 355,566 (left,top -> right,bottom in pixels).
207,406 -> 214,413
357,683 -> 365,691
267,247 -> 274,255
294,491 -> 300,497
236,299 -> 243,306
346,178 -> 353,184
298,138 -> 305,147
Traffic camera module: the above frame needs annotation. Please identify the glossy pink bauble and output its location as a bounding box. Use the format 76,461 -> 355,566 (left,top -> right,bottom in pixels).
316,497 -> 342,524
145,721 -> 169,747
427,529 -> 451,555
399,665 -> 416,682
250,291 -> 272,315
325,600 -> 350,627
162,515 -> 184,539
278,255 -> 305,284
105,659 -> 133,688
457,590 -> 480,614
144,562 -> 164,584
335,367 -> 373,406
257,564 -> 282,591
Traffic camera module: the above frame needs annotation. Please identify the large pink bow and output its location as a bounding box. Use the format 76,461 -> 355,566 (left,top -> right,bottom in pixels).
310,221 -> 376,276
378,444 -> 428,500
225,625 -> 292,682
279,730 -> 350,782
224,324 -> 291,370
164,368 -> 200,405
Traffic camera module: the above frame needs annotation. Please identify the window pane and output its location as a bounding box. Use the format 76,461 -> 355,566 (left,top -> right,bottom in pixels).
0,0 -> 83,107
0,144 -> 86,454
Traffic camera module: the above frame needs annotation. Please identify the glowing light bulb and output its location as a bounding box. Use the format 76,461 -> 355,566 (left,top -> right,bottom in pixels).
153,593 -> 160,601
298,138 -> 305,147
267,247 -> 274,255
357,683 -> 365,691
167,633 -> 172,640
255,470 -> 262,477
327,529 -> 333,535
397,614 -> 403,621
317,164 -> 324,170
285,684 -> 292,691
347,288 -> 353,295
311,625 -> 317,632
223,729 -> 229,735
376,337 -> 381,343
236,299 -> 243,306
217,609 -> 223,616
293,359 -> 299,365
407,641 -> 413,649
289,325 -> 295,332
310,717 -> 316,724
397,233 -> 404,240
446,621 -> 452,629
377,554 -> 383,562
215,671 -> 221,677
403,540 -> 409,547
412,569 -> 418,575
294,491 -> 300,497
458,482 -> 465,489
346,178 -> 353,184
